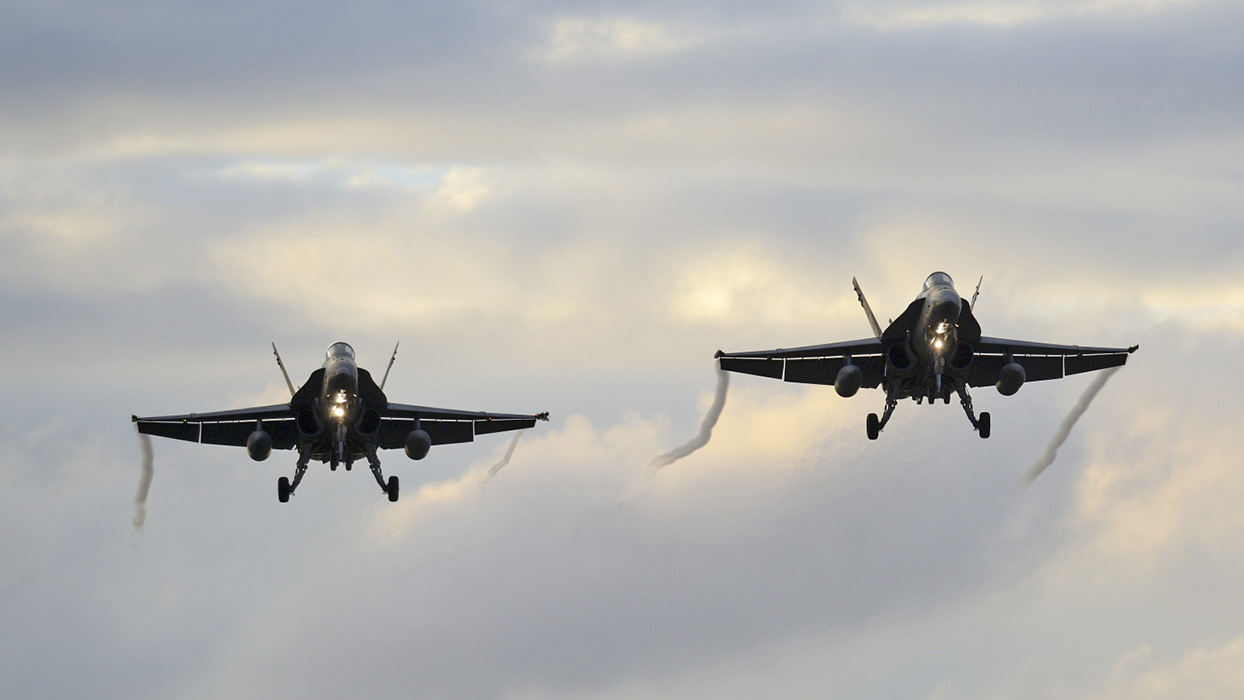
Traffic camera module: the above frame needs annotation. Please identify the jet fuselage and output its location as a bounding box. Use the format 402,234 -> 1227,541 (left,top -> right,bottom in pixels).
321,341 -> 361,427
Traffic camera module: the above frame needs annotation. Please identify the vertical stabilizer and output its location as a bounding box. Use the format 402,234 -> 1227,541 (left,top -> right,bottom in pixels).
380,342 -> 400,391
852,277 -> 884,339
272,342 -> 297,397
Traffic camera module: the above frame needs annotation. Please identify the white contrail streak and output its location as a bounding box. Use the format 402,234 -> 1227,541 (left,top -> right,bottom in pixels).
648,366 -> 730,474
133,432 -> 154,532
481,431 -> 524,488
1024,366 -> 1121,485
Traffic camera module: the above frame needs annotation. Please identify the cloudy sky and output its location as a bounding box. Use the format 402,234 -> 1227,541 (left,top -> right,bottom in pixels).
3,0 -> 1244,697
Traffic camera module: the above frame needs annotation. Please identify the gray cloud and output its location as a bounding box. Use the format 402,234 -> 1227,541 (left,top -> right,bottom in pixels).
3,1 -> 1244,698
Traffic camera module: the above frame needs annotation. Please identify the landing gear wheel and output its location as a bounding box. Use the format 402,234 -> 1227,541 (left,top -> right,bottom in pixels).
978,412 -> 991,439
278,476 -> 290,503
866,413 -> 880,440
387,475 -> 400,502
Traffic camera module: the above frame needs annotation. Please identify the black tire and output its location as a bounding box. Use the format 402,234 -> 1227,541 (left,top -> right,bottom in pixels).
278,476 -> 290,503
978,412 -> 991,439
866,413 -> 880,440
387,475 -> 400,503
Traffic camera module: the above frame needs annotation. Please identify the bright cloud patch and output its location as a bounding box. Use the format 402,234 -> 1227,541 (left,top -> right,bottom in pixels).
538,17 -> 703,62
1093,637 -> 1244,699
845,0 -> 1205,29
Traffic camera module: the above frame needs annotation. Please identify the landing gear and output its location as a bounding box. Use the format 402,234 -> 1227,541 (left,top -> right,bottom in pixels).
365,445 -> 399,502
866,384 -> 902,440
277,443 -> 314,503
953,382 -> 990,438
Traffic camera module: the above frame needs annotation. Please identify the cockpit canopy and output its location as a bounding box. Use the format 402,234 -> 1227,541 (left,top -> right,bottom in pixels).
923,271 -> 954,291
326,342 -> 355,361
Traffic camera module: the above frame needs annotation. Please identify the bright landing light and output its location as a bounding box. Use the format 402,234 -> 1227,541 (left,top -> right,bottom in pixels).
332,406 -> 345,418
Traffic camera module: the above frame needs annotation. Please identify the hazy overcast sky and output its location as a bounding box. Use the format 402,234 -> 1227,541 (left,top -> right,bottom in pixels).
3,1 -> 1244,698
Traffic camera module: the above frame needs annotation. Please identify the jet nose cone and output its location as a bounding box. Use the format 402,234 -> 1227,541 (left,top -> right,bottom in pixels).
928,288 -> 962,324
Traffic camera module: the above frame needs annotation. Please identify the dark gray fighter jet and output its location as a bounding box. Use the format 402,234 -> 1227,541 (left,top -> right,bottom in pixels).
715,272 -> 1137,439
133,342 -> 549,502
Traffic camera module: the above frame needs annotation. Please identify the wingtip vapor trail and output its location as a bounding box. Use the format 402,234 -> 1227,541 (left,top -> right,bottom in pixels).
133,431 -> 154,532
1024,366 -> 1121,485
648,365 -> 730,474
480,430 -> 525,488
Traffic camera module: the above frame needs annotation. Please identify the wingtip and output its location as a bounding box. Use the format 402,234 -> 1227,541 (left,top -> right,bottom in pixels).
131,414 -> 139,423
714,350 -> 724,358
536,411 -> 550,422
1128,344 -> 1140,353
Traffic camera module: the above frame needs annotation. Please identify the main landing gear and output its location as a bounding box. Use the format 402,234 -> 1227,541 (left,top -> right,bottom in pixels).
278,443 -> 314,503
365,445 -> 399,503
277,443 -> 400,502
866,384 -> 902,440
866,381 -> 991,439
954,382 -> 990,439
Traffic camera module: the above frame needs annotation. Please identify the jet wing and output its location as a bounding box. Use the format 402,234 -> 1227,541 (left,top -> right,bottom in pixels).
715,338 -> 886,388
968,337 -> 1138,387
378,403 -> 550,448
132,404 -> 299,449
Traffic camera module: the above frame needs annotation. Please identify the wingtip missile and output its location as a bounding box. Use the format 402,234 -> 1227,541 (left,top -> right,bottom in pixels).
536,412 -> 550,422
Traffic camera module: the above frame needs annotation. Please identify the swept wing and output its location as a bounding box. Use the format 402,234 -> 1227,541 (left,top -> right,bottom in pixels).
133,403 -> 548,450
966,337 -> 1137,387
715,338 -> 885,388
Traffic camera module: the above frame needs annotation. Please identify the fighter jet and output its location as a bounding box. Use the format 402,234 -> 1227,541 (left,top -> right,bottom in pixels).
715,272 -> 1137,439
133,342 -> 549,502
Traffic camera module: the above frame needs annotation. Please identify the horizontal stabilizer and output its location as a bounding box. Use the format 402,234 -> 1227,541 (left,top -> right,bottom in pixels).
1065,352 -> 1129,375
379,419 -> 474,448
784,356 -> 885,388
136,420 -> 199,442
202,419 -> 298,449
718,356 -> 784,379
475,418 -> 538,435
